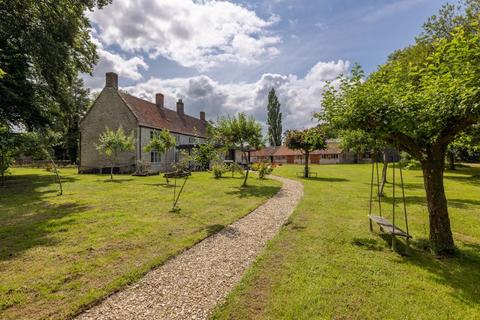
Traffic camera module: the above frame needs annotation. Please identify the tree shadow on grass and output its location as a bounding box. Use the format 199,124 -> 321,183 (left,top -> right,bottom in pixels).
226,185 -> 281,199
0,174 -> 89,262
407,245 -> 480,305
444,175 -> 480,187
381,195 -> 480,209
351,237 -> 385,251
102,178 -> 133,183
299,176 -> 349,182
366,230 -> 480,305
144,183 -> 174,188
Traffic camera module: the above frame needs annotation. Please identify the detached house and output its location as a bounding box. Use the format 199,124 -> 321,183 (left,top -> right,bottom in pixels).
79,72 -> 207,173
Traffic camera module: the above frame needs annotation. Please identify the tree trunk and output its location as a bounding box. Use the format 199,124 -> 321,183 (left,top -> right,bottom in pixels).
379,152 -> 388,196
1,170 -> 4,187
242,167 -> 249,187
421,152 -> 455,255
242,151 -> 249,187
110,165 -> 114,180
304,151 -> 309,178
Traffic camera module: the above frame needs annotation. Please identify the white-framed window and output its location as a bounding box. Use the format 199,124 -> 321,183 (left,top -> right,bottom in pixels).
151,151 -> 160,163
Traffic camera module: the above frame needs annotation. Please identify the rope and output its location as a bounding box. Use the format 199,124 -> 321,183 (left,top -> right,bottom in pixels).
392,159 -> 396,235
375,153 -> 383,217
369,152 -> 375,216
399,158 -> 410,236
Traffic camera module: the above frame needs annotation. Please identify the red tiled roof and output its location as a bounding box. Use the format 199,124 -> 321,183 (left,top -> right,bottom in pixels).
119,92 -> 207,137
250,146 -> 279,157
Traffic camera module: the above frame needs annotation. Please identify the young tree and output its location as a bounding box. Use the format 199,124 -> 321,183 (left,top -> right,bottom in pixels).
321,7 -> 480,255
22,129 -> 65,195
144,129 -> 176,169
285,127 -> 327,178
190,141 -> 220,170
215,113 -> 263,187
96,127 -> 135,180
0,125 -> 20,187
267,88 -> 283,146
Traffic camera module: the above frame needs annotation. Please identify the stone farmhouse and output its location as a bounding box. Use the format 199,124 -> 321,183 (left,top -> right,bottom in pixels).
79,72 -> 207,174
250,141 -> 358,164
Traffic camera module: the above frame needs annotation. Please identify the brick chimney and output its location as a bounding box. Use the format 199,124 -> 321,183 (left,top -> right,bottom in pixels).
176,99 -> 184,116
155,93 -> 164,109
105,72 -> 118,89
200,111 -> 205,121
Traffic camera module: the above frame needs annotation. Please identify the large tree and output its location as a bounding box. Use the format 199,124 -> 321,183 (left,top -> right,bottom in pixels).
0,0 -> 110,129
215,113 -> 263,187
321,4 -> 480,255
267,88 -> 283,146
285,127 -> 326,178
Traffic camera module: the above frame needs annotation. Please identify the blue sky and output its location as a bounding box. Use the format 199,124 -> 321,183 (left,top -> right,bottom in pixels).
85,0 -> 446,129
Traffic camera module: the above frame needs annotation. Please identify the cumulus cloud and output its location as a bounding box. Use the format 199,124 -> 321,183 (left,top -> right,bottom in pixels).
83,35 -> 148,89
88,0 -> 281,71
122,60 -> 350,131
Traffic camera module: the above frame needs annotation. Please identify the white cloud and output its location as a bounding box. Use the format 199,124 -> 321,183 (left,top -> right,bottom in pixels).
88,0 -> 281,71
83,35 -> 148,89
122,60 -> 350,131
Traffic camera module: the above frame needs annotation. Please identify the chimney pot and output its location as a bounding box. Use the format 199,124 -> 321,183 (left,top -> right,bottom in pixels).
155,93 -> 164,109
200,111 -> 205,121
176,99 -> 184,116
105,72 -> 118,89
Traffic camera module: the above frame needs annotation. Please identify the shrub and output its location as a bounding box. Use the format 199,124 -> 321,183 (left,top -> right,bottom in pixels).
257,162 -> 273,179
228,162 -> 244,177
212,163 -> 226,179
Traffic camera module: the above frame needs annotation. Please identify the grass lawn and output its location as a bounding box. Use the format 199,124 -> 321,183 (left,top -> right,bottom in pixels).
0,168 -> 281,320
213,164 -> 480,320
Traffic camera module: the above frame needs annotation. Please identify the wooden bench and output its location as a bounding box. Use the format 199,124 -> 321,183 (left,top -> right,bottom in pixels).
368,215 -> 411,238
369,215 -> 411,252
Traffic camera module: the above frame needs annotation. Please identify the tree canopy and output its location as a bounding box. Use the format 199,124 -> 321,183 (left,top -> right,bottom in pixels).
96,126 -> 135,180
0,0 -> 110,129
285,127 -> 327,178
144,129 -> 176,155
321,2 -> 480,255
214,113 -> 263,186
267,88 -> 283,146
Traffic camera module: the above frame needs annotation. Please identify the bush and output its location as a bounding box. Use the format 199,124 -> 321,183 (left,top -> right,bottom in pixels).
212,163 -> 227,179
228,162 -> 244,177
256,162 -> 273,179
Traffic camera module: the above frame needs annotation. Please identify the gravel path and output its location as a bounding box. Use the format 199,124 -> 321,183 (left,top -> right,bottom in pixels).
76,175 -> 303,320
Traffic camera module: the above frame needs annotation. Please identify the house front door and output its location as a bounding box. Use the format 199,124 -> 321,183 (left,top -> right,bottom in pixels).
287,155 -> 294,164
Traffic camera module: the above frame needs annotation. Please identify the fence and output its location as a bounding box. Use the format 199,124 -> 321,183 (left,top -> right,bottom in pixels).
13,159 -> 75,168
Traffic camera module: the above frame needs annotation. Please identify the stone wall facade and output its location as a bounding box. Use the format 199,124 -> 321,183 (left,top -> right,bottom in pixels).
79,87 -> 138,173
